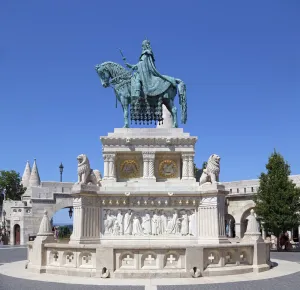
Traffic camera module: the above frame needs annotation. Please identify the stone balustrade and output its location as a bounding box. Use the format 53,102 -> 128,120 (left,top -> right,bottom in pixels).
27,242 -> 270,278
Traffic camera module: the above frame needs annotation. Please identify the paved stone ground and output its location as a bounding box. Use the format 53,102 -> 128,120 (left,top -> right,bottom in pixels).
0,246 -> 143,290
1,246 -> 300,290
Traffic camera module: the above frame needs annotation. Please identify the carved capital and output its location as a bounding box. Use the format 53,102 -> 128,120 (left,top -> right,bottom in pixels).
142,151 -> 155,161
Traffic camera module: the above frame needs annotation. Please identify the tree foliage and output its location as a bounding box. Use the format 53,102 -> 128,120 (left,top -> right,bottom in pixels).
194,161 -> 207,182
254,151 -> 300,238
0,170 -> 26,205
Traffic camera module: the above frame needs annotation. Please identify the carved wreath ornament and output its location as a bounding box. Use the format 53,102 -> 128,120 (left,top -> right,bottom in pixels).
120,160 -> 139,178
159,160 -> 177,178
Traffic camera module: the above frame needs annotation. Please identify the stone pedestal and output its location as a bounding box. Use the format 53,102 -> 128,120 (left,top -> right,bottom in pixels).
198,183 -> 229,244
69,184 -> 101,245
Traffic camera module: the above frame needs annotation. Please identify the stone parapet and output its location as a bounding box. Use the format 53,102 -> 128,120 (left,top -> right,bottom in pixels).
27,242 -> 270,278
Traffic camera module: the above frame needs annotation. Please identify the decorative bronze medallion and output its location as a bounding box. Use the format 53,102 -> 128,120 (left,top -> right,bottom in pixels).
120,160 -> 139,178
159,160 -> 177,178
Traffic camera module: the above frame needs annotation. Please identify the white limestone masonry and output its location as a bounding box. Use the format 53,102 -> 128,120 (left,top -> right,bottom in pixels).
24,127 -> 271,278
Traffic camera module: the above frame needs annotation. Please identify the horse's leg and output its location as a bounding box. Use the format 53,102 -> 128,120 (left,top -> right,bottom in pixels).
124,99 -> 129,128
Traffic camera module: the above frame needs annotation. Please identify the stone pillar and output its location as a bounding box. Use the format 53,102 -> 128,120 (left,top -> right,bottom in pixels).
262,229 -> 266,240
69,185 -> 101,244
108,154 -> 116,180
235,223 -> 241,239
142,152 -> 149,179
181,153 -> 189,180
148,152 -> 155,179
142,152 -> 155,179
188,154 -> 195,180
10,223 -> 15,245
103,154 -> 109,180
20,224 -> 25,245
198,184 -> 229,244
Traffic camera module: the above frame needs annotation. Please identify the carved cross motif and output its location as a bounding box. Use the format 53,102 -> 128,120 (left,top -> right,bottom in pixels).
145,254 -> 155,264
66,254 -> 74,263
208,253 -> 215,263
53,252 -> 59,262
123,254 -> 134,265
83,255 -> 91,264
167,254 -> 176,264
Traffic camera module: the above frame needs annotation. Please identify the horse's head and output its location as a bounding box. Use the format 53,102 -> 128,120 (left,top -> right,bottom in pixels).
95,63 -> 110,88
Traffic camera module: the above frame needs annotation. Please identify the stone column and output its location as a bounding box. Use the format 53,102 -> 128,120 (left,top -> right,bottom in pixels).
108,154 -> 116,180
142,152 -> 149,179
262,229 -> 266,240
235,223 -> 241,239
20,224 -> 25,246
69,193 -> 101,244
148,152 -> 155,179
10,223 -> 15,245
181,153 -> 189,180
188,154 -> 195,180
103,154 -> 109,180
198,184 -> 229,244
142,152 -> 155,179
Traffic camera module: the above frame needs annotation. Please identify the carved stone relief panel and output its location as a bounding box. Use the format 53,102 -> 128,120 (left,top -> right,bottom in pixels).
114,249 -> 186,272
155,153 -> 181,180
116,153 -> 142,181
101,207 -> 197,237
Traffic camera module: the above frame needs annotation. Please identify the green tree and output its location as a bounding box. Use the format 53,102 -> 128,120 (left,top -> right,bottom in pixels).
254,151 -> 300,249
194,161 -> 207,182
0,170 -> 26,205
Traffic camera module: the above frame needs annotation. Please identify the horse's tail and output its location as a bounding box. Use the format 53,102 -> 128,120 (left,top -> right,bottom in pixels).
176,79 -> 187,124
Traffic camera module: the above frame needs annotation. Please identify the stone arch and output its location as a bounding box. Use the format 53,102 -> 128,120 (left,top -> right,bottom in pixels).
13,224 -> 21,245
240,207 -> 255,238
225,213 -> 235,238
48,198 -> 73,220
229,201 -> 255,238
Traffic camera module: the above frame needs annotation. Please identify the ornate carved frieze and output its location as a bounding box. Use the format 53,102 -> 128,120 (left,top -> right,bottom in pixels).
101,137 -> 197,148
101,207 -> 197,237
100,196 -> 199,208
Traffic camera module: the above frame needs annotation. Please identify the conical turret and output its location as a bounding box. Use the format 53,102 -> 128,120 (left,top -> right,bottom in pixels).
29,159 -> 40,187
157,104 -> 173,129
21,160 -> 31,188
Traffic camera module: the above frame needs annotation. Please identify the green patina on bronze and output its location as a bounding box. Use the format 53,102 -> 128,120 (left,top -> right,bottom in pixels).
95,40 -> 187,128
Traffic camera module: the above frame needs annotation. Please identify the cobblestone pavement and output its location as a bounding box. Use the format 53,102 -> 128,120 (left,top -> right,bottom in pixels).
1,247 -> 300,290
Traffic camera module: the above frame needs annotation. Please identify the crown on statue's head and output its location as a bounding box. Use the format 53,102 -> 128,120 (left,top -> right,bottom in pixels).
142,39 -> 151,47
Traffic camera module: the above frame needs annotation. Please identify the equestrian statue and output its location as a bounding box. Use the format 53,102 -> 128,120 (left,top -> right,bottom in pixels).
95,40 -> 187,128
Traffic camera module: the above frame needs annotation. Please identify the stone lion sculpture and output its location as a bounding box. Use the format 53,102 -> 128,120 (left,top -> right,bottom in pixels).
199,154 -> 220,186
76,154 -> 102,186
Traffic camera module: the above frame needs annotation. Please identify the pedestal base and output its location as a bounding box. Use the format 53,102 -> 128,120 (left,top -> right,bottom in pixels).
71,183 -> 100,195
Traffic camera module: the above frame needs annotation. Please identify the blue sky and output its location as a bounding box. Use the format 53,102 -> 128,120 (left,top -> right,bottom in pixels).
1,0 -> 299,221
